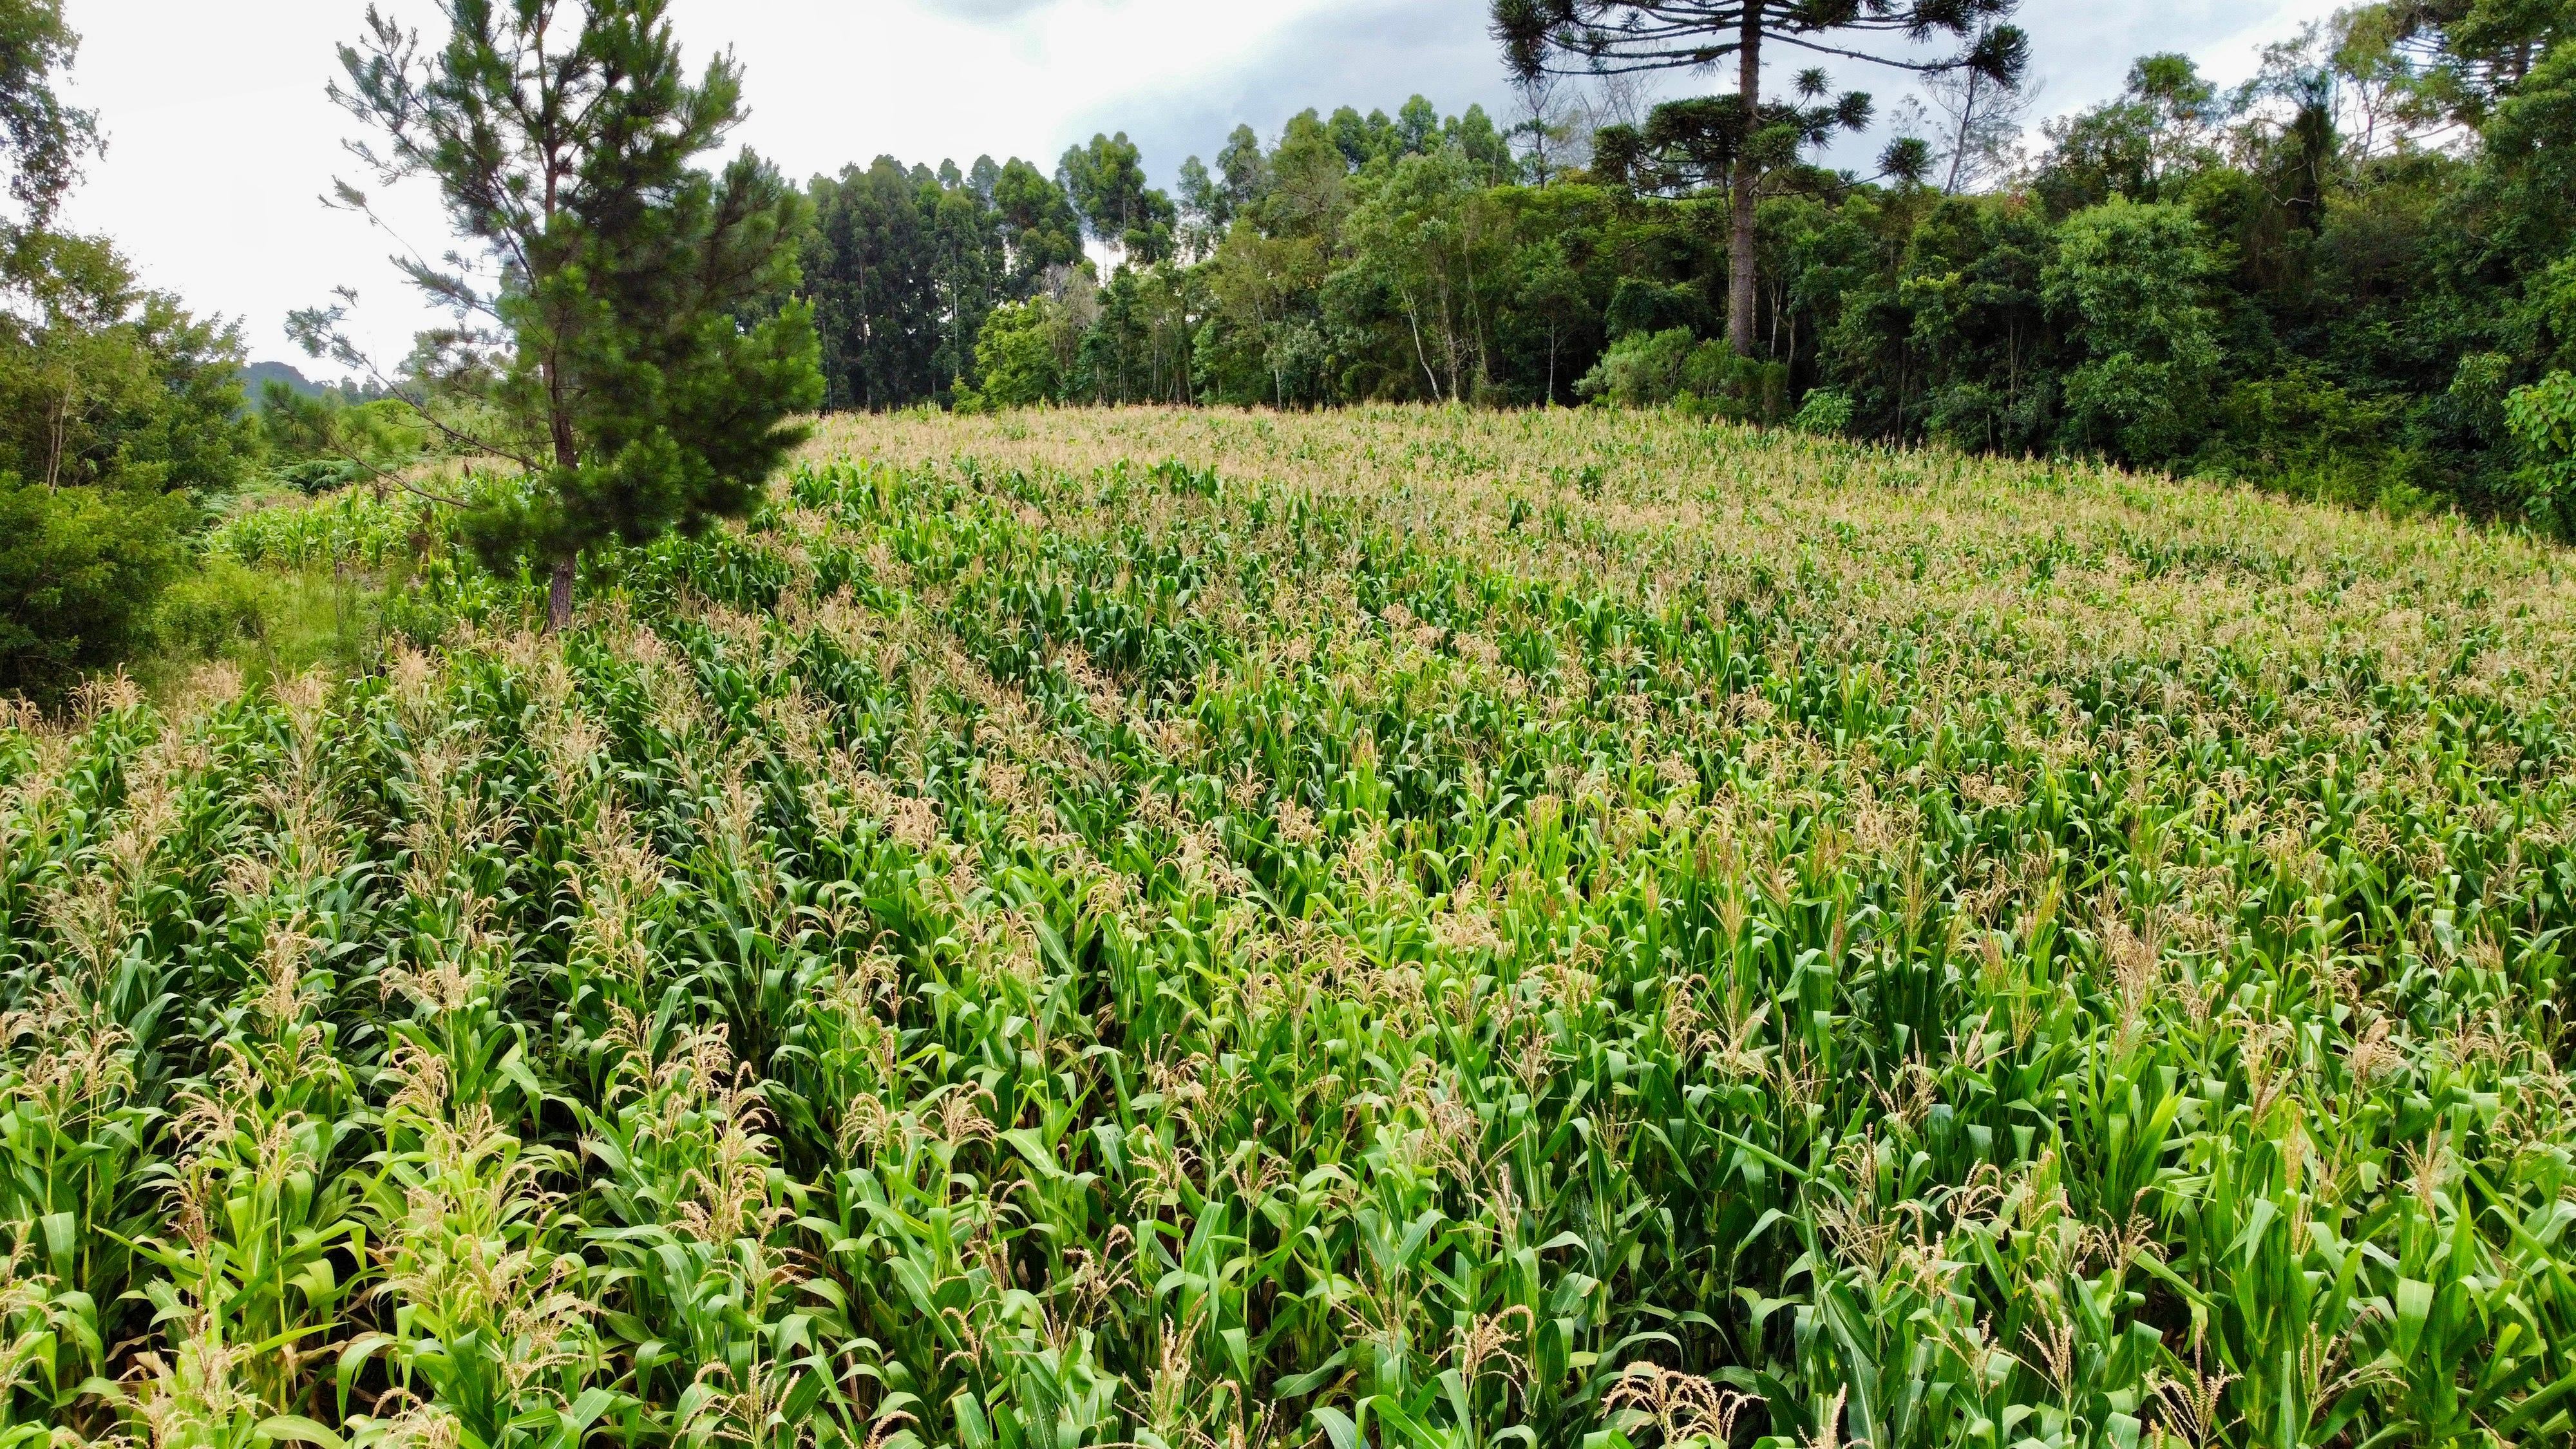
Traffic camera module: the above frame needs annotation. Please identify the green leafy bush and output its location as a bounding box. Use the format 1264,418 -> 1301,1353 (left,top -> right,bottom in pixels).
2205,366 -> 2423,508
273,458 -> 368,495
966,298 -> 1066,410
0,230 -> 255,697
1793,387 -> 1856,435
2444,352 -> 2515,444
0,472 -> 193,699
1681,346 -> 1789,423
1575,326 -> 1697,406
2506,370 -> 2576,535
2043,198 -> 2223,466
1577,330 -> 1788,422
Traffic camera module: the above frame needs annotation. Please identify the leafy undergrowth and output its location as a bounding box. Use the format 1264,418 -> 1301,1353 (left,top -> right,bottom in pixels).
7,407 -> 2576,1449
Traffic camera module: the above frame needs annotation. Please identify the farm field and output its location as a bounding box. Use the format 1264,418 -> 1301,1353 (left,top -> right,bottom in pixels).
9,404 -> 2576,1449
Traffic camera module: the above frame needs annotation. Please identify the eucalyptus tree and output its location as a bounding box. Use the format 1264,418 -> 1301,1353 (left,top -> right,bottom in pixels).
804,159 -> 949,412
992,157 -> 1086,290
1059,131 -> 1179,267
1492,0 -> 2029,354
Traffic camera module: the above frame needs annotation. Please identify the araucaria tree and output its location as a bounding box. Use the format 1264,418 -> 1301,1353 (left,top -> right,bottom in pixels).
1492,0 -> 2029,355
325,0 -> 822,631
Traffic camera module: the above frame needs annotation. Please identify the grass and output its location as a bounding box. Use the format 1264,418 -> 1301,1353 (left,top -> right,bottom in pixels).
5,404 -> 2576,1449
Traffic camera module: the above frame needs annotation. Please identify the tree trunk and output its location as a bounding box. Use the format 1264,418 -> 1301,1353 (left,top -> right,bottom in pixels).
1399,282 -> 1443,402
1728,1 -> 1763,357
45,393 -> 66,491
547,556 -> 577,634
544,365 -> 580,635
1946,69 -> 1981,195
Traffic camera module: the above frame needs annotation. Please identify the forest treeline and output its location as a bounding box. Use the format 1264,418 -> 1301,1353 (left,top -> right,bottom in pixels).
795,2 -> 2576,527
10,0 -> 2576,699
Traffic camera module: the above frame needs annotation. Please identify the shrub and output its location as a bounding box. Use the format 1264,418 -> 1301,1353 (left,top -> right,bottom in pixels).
2506,370 -> 2576,535
275,458 -> 367,495
2044,198 -> 2222,465
2444,351 -> 2515,444
1681,346 -> 1789,424
971,299 -> 1066,409
0,472 -> 193,700
1793,388 -> 1856,435
147,555 -> 285,661
1920,381 -> 2056,453
1575,327 -> 1696,406
2215,368 -> 2397,464
2203,366 -> 2419,506
1578,330 -> 1788,422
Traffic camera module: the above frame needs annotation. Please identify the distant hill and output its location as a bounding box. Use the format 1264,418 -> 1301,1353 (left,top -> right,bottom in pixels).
238,361 -> 394,410
242,361 -> 327,403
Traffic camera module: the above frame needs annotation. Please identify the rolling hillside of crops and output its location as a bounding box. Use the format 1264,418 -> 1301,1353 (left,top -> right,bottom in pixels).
9,406 -> 2576,1449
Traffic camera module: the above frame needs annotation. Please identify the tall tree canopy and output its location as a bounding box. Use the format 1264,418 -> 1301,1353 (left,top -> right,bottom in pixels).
0,0 -> 94,223
796,153 -> 1082,412
805,158 -> 951,412
1059,132 -> 1179,265
1492,0 -> 2027,353
993,156 -> 1086,287
322,0 -> 822,630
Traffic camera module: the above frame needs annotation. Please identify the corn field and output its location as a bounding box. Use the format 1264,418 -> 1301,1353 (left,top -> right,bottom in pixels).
8,405 -> 2576,1449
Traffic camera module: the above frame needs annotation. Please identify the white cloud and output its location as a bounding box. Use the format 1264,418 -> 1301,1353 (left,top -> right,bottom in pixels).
676,0 -> 1345,177
60,0 -> 2347,378
2016,0 -> 2351,122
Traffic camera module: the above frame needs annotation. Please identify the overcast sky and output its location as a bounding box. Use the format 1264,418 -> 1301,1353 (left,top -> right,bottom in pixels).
61,0 -> 2346,375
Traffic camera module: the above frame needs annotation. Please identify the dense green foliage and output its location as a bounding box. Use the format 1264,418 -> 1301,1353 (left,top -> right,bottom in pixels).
1492,0 -> 2028,359
0,473 -> 193,692
9,406 -> 2576,1449
788,3 -> 2576,527
0,10 -> 259,700
793,101 -> 1521,413
800,156 -> 1077,411
0,2 -> 500,701
2506,370 -> 2576,527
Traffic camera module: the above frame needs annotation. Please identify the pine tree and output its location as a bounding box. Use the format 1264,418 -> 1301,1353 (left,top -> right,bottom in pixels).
321,0 -> 822,631
1493,0 -> 2027,355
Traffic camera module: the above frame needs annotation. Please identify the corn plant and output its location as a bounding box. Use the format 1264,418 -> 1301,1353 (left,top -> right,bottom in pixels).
6,406 -> 2576,1449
